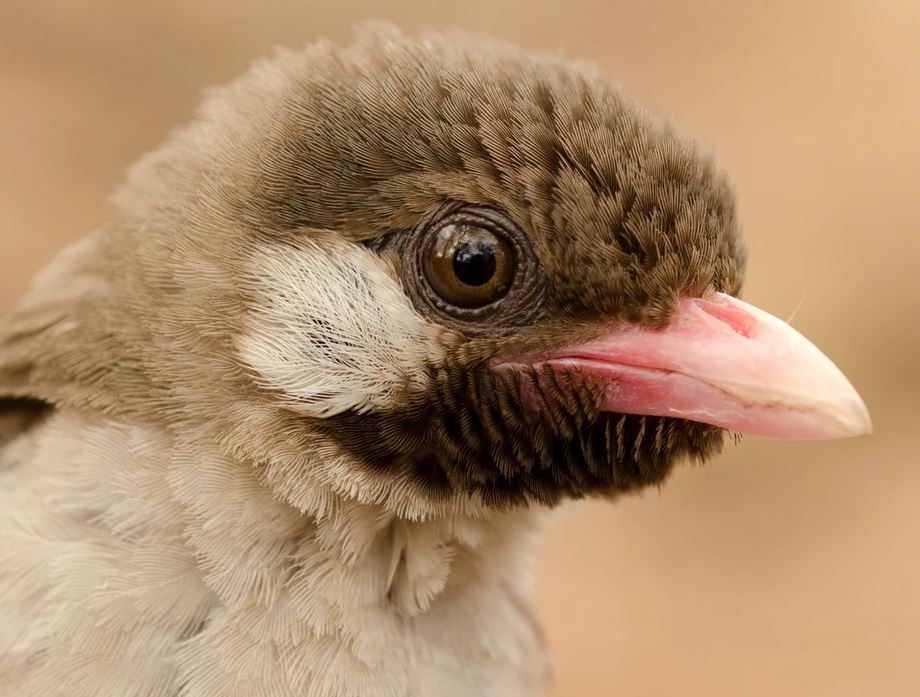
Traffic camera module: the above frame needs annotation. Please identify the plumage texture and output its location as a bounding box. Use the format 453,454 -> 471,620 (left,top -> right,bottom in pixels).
0,411 -> 546,696
0,24 -> 745,696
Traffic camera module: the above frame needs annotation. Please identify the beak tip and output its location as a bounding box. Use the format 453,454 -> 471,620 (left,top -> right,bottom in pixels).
849,398 -> 873,438
823,392 -> 872,439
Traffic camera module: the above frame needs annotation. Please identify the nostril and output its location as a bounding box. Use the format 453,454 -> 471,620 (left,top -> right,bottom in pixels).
694,296 -> 757,338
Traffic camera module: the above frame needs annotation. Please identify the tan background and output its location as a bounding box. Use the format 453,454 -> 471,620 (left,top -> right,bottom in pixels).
2,1 -> 918,695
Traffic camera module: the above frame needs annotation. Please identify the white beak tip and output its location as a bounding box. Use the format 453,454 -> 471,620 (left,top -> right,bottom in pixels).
840,396 -> 873,438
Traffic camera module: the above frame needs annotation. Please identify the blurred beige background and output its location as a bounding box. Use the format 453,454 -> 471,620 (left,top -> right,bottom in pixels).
1,1 -> 918,695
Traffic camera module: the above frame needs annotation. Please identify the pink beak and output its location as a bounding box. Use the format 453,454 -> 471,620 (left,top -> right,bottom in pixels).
497,293 -> 871,440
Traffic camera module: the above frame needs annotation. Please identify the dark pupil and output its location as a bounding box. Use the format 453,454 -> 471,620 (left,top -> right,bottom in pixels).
452,242 -> 497,286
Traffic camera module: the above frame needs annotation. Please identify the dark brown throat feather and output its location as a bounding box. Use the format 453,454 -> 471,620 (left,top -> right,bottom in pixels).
322,363 -> 725,509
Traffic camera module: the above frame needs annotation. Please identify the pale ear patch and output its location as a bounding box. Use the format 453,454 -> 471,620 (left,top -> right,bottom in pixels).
238,234 -> 448,418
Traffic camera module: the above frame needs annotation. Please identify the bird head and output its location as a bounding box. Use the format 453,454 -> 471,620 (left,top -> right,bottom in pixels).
0,25 -> 870,517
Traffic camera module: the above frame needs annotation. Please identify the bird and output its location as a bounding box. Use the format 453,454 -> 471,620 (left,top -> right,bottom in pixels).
0,24 -> 870,697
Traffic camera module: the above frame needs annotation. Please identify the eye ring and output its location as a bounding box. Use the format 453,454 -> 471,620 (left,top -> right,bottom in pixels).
402,202 -> 547,337
421,222 -> 515,308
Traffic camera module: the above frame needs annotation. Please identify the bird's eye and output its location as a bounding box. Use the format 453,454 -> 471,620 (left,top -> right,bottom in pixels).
399,203 -> 547,336
422,224 -> 515,308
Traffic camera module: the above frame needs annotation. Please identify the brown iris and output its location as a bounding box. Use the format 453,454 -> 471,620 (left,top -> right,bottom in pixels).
397,203 -> 547,336
422,223 -> 515,308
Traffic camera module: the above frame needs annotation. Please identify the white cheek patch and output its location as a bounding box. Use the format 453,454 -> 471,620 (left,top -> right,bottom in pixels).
238,234 -> 446,418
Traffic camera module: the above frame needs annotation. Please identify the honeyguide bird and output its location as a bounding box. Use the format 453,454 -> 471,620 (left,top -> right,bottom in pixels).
0,24 -> 870,697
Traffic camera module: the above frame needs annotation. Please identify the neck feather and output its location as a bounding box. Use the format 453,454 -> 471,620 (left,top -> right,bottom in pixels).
169,429 -> 550,694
